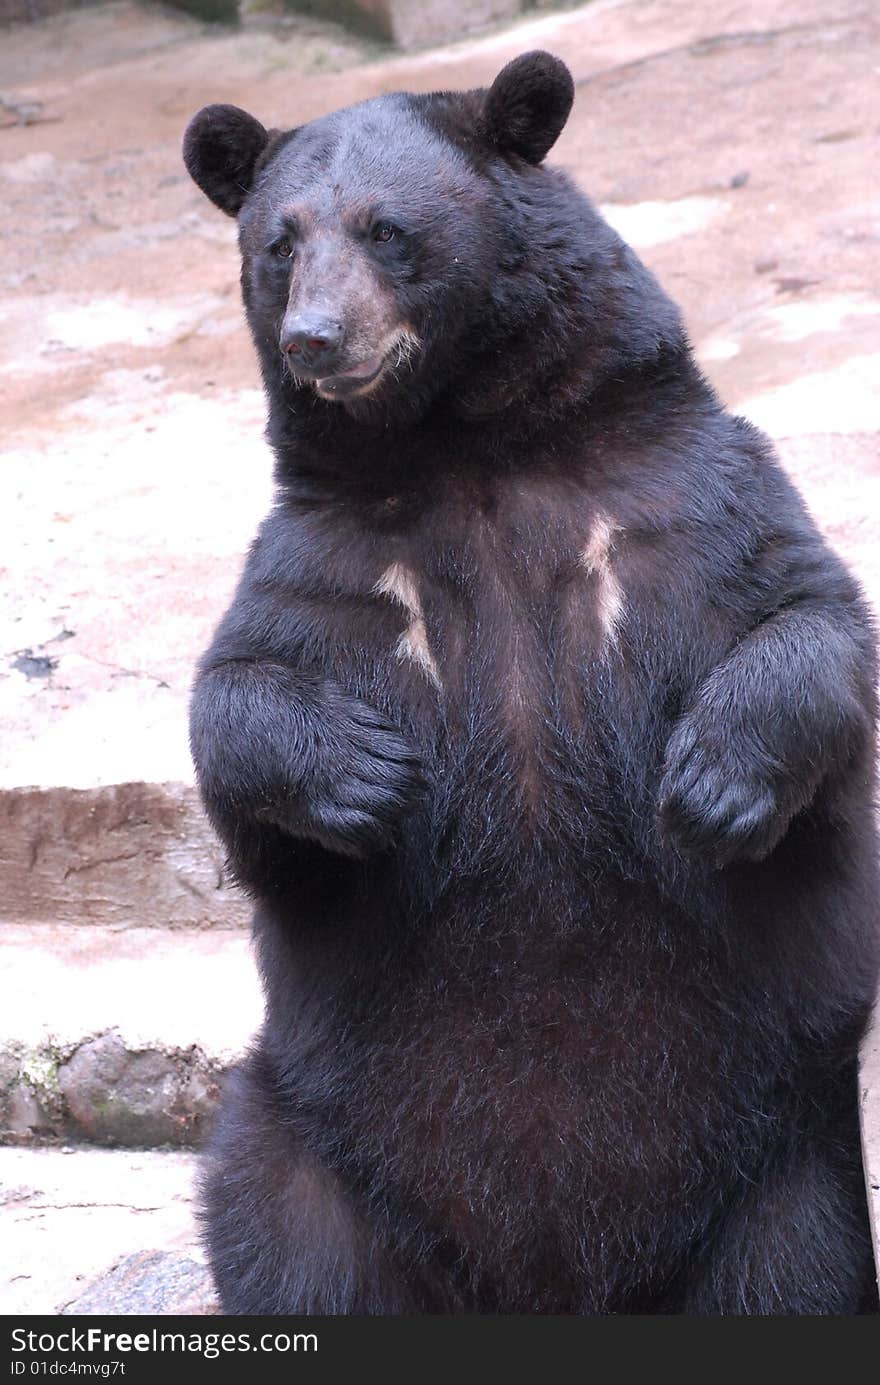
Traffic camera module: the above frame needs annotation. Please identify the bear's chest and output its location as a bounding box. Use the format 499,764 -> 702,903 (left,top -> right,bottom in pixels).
364,510 -> 646,820
371,506 -> 630,708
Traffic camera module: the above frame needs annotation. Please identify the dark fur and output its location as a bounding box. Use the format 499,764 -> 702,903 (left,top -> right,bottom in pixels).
184,53 -> 880,1315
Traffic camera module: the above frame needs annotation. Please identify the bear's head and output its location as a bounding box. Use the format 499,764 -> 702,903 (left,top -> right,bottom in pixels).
183,53 -> 576,420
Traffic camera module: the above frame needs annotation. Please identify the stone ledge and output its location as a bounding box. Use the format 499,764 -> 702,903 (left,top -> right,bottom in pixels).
0,783 -> 250,930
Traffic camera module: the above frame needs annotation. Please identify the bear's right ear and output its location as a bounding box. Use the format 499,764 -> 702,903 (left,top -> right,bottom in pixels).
183,104 -> 272,217
482,51 -> 574,164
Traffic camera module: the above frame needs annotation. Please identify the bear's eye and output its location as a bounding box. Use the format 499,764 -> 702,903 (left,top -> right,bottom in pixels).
274,238 -> 295,259
372,223 -> 396,244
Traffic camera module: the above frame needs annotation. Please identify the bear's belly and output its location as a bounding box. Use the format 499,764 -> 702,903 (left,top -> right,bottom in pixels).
325,949 -> 761,1308
372,963 -> 719,1177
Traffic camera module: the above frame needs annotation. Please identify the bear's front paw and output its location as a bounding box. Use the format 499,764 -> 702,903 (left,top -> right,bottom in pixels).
260,695 -> 424,859
657,718 -> 793,868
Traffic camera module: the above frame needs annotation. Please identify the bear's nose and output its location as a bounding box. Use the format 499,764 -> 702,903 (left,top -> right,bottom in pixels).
281,315 -> 344,368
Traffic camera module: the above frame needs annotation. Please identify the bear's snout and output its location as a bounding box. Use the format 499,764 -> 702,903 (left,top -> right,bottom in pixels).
281,314 -> 345,372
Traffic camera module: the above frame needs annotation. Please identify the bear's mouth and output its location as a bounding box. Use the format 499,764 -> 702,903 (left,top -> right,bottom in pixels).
314,353 -> 386,400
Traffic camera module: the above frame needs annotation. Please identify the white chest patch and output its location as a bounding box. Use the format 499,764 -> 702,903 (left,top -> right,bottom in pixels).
374,562 -> 441,688
580,514 -> 625,642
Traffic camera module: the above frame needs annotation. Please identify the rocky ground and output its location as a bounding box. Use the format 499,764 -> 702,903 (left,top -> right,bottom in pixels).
0,0 -> 878,1314
2,1144 -> 218,1314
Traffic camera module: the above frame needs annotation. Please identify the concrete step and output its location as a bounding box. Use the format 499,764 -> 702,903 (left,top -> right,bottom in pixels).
0,784 -> 250,931
1,1144 -> 216,1315
0,922 -> 262,1147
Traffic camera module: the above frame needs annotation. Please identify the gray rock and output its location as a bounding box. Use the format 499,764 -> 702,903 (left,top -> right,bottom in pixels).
0,1044 -> 65,1141
6,1085 -> 46,1139
61,1250 -> 218,1316
58,1035 -> 222,1147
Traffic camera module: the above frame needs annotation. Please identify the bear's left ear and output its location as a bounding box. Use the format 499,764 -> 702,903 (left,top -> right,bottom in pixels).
183,103 -> 274,216
482,51 -> 574,165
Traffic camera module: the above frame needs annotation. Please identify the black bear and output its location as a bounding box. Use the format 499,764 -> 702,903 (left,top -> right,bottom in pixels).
183,52 -> 879,1314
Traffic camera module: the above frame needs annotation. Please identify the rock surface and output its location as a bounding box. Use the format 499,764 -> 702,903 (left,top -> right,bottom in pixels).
58,1036 -> 220,1149
61,1249 -> 218,1316
0,783 -> 249,928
